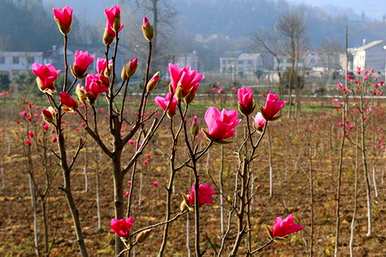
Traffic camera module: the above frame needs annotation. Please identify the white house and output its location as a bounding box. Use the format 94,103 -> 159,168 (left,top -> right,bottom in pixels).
0,51 -> 44,79
220,53 -> 273,79
273,55 -> 304,71
220,57 -> 238,74
175,51 -> 200,71
349,40 -> 386,72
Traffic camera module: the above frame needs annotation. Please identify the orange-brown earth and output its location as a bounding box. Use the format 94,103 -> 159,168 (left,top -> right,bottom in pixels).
0,98 -> 385,257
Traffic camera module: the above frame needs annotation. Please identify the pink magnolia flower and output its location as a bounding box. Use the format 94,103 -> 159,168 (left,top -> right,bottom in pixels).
24,138 -> 33,146
85,74 -> 109,102
96,58 -> 108,74
261,92 -> 285,121
237,87 -> 255,115
168,63 -> 204,102
186,183 -> 215,207
336,81 -> 351,95
154,92 -> 178,117
151,180 -> 160,188
271,214 -> 304,238
204,107 -> 240,141
51,135 -> 58,144
59,92 -> 78,111
19,110 -> 32,122
105,5 -> 123,33
42,122 -> 50,132
355,66 -> 363,75
123,191 -> 130,198
42,107 -> 56,123
27,130 -> 34,139
110,217 -> 135,238
72,51 -> 94,78
53,6 -> 73,35
32,63 -> 60,93
254,112 -> 266,130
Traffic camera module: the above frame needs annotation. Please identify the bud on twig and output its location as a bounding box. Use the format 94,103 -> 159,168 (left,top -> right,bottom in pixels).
142,17 -> 154,41
146,72 -> 160,93
121,58 -> 138,81
135,229 -> 152,244
190,115 -> 200,138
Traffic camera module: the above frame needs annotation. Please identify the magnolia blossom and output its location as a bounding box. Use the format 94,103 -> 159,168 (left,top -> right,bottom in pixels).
168,63 -> 204,103
271,214 -> 303,238
204,107 -> 240,141
110,217 -> 135,238
186,183 -> 215,207
237,87 -> 255,115
53,6 -> 73,34
254,112 -> 266,130
42,107 -> 56,123
261,92 -> 285,120
59,92 -> 78,111
336,81 -> 351,95
71,51 -> 94,78
105,5 -> 123,33
19,110 -> 32,122
85,74 -> 109,102
154,92 -> 177,117
42,122 -> 50,132
32,63 -> 60,93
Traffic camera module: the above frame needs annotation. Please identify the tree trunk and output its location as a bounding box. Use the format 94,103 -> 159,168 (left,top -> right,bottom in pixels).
112,154 -> 125,256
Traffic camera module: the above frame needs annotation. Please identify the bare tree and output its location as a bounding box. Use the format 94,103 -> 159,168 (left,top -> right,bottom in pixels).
277,10 -> 306,118
320,39 -> 344,72
130,0 -> 177,68
255,29 -> 285,94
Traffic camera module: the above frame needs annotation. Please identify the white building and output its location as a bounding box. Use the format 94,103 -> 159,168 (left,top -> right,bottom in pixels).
220,57 -> 238,74
0,51 -> 44,79
349,40 -> 386,72
273,55 -> 304,71
175,51 -> 200,71
220,53 -> 273,78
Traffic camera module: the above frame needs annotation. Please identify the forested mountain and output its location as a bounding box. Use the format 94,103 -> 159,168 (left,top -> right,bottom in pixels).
2,0 -> 386,51
0,0 -> 59,51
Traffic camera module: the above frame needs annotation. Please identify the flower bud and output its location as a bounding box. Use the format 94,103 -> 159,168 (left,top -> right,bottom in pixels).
75,84 -> 88,104
142,17 -> 154,41
146,72 -> 160,93
42,107 -> 56,123
190,115 -> 199,137
135,229 -> 152,244
53,6 -> 73,35
59,92 -> 78,112
103,27 -> 115,46
175,85 -> 184,101
121,58 -> 138,81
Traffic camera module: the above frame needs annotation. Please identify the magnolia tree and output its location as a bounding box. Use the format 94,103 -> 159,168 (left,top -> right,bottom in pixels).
30,4 -> 304,257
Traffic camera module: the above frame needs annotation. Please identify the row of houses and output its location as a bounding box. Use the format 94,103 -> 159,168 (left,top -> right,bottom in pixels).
0,45 -> 130,81
2,39 -> 386,84
219,39 -> 386,80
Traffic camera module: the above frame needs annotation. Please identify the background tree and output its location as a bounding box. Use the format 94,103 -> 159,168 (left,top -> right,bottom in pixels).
277,9 -> 306,118
130,0 -> 177,69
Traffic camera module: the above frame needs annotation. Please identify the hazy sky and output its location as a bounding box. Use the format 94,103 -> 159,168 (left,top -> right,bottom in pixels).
291,0 -> 386,18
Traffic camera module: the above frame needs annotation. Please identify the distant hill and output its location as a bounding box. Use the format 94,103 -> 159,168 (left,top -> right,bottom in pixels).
40,0 -> 386,48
